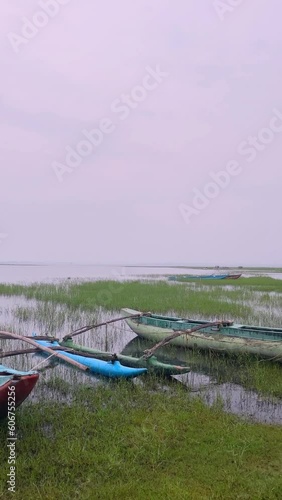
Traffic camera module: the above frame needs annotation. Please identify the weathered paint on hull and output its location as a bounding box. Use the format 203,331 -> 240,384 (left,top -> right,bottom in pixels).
122,310 -> 282,362
0,367 -> 39,419
61,339 -> 190,376
36,340 -> 147,379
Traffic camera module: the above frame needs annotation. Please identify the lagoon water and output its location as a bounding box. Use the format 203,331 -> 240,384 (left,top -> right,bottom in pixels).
0,263 -> 281,284
0,264 -> 193,284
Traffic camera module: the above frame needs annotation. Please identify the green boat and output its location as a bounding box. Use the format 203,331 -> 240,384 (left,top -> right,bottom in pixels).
121,308 -> 282,362
60,339 -> 190,376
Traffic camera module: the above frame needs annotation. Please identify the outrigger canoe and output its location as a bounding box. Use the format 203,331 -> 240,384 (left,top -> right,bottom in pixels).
0,364 -> 39,419
35,340 -> 147,379
168,273 -> 241,281
60,339 -> 191,376
121,309 -> 282,362
168,274 -> 228,281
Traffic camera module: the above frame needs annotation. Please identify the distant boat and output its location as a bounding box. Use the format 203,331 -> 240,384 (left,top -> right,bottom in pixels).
0,365 -> 39,419
121,308 -> 282,362
168,273 -> 242,281
168,274 -> 228,281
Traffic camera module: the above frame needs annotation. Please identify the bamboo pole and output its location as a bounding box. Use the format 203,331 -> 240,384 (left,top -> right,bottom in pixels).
142,321 -> 224,359
0,334 -> 56,341
63,312 -> 151,341
0,331 -> 89,371
0,348 -> 38,358
0,345 -> 75,358
0,345 -> 118,361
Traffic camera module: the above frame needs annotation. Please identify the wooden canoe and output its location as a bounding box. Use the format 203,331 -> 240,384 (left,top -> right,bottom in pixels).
60,339 -> 191,376
121,308 -> 282,362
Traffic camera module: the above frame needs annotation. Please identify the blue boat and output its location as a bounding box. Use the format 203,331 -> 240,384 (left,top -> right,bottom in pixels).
35,340 -> 147,379
168,274 -> 228,281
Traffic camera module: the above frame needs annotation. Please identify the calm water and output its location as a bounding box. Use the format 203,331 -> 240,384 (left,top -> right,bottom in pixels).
1,296 -> 282,424
0,264 -> 189,284
0,263 -> 281,284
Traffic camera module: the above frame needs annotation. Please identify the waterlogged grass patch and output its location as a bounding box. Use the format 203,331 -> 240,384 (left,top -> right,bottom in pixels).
0,280 -> 281,399
240,361 -> 282,398
42,376 -> 73,396
13,306 -> 33,322
0,281 -> 262,319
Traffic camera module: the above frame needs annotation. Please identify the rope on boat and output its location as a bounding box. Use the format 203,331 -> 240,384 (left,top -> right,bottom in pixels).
62,312 -> 151,341
30,352 -> 57,371
142,321 -> 224,359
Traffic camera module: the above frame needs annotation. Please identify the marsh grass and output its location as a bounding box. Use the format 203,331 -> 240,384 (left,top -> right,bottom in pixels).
0,279 -> 282,397
0,382 -> 282,499
0,278 -> 282,321
0,279 -> 282,498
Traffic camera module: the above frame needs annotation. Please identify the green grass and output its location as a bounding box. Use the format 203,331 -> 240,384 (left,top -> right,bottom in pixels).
172,276 -> 282,292
0,382 -> 282,500
177,266 -> 282,273
1,278 -> 282,319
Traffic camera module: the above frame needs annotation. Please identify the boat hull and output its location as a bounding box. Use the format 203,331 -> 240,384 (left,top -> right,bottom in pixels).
168,274 -> 228,281
0,366 -> 39,419
121,309 -> 282,362
168,273 -> 241,281
60,339 -> 190,376
35,340 -> 147,379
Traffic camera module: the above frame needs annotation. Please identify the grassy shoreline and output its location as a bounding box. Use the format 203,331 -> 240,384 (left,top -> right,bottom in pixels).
1,382 -> 282,499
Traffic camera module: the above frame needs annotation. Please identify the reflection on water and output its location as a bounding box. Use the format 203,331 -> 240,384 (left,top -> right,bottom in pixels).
0,295 -> 282,424
124,338 -> 282,425
198,383 -> 282,424
0,296 -> 134,354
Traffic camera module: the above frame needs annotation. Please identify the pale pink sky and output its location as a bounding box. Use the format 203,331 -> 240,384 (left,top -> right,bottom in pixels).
0,1 -> 281,265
